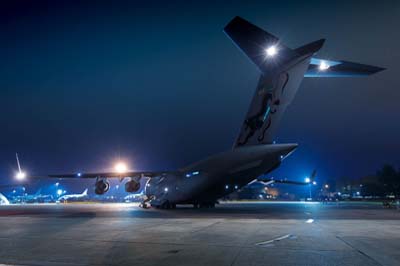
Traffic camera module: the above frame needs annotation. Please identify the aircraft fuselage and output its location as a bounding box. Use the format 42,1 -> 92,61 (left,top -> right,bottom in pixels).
146,143 -> 297,207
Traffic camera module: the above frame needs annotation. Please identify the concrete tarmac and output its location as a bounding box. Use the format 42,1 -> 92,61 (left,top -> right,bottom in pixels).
0,201 -> 399,266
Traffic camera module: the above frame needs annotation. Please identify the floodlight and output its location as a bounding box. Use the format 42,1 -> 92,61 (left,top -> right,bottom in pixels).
265,45 -> 277,57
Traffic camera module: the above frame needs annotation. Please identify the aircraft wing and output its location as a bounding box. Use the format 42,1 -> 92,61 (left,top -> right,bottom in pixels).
0,183 -> 30,190
304,58 -> 385,77
46,171 -> 176,179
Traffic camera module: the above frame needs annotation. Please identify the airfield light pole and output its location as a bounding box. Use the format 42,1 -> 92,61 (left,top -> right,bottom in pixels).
305,177 -> 313,200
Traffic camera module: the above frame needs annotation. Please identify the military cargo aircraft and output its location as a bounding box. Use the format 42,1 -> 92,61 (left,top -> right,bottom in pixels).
21,17 -> 384,209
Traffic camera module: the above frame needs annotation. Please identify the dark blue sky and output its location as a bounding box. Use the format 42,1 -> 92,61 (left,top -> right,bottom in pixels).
1,0 -> 399,188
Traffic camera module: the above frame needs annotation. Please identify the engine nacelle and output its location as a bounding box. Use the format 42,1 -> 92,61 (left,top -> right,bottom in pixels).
125,180 -> 141,193
95,179 -> 110,195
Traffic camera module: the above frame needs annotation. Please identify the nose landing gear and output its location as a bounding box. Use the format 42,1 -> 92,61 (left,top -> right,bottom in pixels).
139,195 -> 154,209
142,197 -> 177,209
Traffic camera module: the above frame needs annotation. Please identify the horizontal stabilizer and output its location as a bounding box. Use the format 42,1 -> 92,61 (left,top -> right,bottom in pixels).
305,58 -> 385,77
256,169 -> 317,186
256,177 -> 308,185
224,16 -> 298,73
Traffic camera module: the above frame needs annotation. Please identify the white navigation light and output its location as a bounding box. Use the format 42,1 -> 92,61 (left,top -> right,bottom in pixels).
305,177 -> 311,183
265,45 -> 277,57
164,187 -> 169,192
312,181 -> 317,185
57,189 -> 63,196
319,60 -> 330,71
115,162 -> 128,173
15,171 -> 26,181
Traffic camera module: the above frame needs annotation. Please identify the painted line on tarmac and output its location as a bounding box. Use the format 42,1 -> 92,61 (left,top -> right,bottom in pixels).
256,234 -> 292,246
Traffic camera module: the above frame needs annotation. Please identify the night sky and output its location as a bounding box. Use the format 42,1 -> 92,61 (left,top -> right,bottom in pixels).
1,1 -> 399,189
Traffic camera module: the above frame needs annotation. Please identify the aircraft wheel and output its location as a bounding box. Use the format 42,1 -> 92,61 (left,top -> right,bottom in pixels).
200,203 -> 210,208
161,200 -> 171,209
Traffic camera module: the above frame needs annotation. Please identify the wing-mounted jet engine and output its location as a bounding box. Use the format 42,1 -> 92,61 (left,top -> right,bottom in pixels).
125,177 -> 141,193
94,179 -> 109,195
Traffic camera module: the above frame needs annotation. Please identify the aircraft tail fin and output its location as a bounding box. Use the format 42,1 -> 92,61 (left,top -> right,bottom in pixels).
224,16 -> 383,148
0,193 -> 10,205
310,169 -> 317,181
82,189 -> 88,196
224,17 -> 324,147
35,188 -> 42,196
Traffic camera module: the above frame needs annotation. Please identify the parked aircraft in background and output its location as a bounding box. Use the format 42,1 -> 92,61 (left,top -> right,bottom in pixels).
57,189 -> 88,203
0,193 -> 9,205
12,189 -> 54,204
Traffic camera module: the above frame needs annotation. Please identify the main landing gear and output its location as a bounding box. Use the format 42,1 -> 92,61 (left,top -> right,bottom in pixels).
142,199 -> 216,210
160,200 -> 176,209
